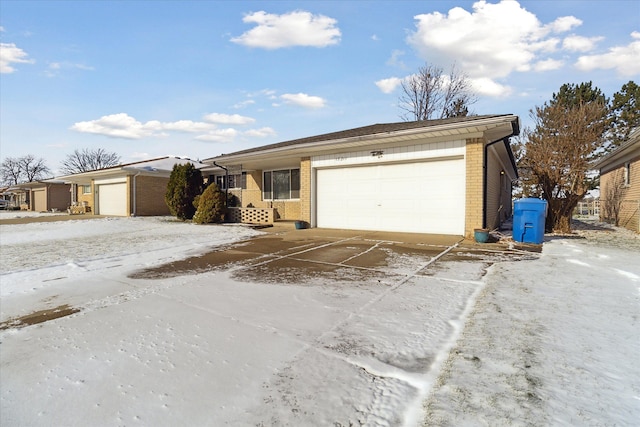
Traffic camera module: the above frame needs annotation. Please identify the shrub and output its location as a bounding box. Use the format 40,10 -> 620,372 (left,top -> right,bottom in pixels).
165,163 -> 203,220
193,182 -> 226,224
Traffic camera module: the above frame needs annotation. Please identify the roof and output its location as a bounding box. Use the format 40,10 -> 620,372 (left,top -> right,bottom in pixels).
57,156 -> 208,182
18,179 -> 69,188
593,128 -> 640,171
203,114 -> 519,163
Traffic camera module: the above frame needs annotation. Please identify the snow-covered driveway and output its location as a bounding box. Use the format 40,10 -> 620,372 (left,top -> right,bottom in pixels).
1,215 -> 638,426
0,216 -> 491,426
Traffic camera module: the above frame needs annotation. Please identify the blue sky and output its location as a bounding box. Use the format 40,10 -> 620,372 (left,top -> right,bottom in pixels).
1,0 -> 638,175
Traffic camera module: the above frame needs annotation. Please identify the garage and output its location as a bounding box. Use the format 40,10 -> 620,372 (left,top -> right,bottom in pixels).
316,158 -> 465,235
97,182 -> 128,216
32,189 -> 46,212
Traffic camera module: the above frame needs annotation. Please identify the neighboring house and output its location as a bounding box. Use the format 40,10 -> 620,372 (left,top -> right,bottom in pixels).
58,157 -> 206,217
19,179 -> 71,212
0,186 -> 30,210
202,115 -> 519,238
595,128 -> 640,233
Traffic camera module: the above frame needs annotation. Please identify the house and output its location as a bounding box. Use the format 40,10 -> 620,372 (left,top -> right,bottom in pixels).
595,128 -> 640,233
19,179 -> 71,212
202,115 -> 519,238
0,185 -> 30,210
58,157 -> 206,216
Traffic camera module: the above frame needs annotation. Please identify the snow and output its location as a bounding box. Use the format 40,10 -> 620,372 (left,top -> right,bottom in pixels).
1,215 -> 639,426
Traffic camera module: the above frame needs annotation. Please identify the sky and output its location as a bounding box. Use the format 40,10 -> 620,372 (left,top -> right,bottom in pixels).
1,0 -> 639,176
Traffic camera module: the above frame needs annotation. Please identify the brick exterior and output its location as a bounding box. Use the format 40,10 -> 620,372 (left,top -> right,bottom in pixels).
226,169 -> 302,221
77,183 -> 94,213
300,157 -> 311,222
465,138 -> 485,238
132,175 -> 171,216
29,183 -> 71,212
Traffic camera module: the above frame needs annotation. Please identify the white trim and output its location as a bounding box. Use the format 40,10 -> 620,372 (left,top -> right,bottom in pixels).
94,177 -> 127,185
311,139 -> 465,169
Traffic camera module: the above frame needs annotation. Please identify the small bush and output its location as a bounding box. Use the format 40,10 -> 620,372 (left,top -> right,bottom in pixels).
193,183 -> 226,224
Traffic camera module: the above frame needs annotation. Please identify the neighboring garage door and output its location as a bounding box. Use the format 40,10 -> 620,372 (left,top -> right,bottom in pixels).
316,159 -> 465,235
97,183 -> 127,216
32,189 -> 46,212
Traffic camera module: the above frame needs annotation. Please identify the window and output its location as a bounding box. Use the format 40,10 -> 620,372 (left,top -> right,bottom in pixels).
211,173 -> 245,190
263,169 -> 300,200
624,162 -> 631,186
81,185 -> 91,194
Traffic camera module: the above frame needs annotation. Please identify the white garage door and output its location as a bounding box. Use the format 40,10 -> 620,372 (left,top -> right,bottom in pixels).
32,189 -> 46,212
97,183 -> 127,216
316,159 -> 465,235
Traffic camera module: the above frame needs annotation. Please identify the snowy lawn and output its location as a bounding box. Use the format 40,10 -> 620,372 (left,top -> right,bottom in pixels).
423,223 -> 640,426
1,216 -> 638,426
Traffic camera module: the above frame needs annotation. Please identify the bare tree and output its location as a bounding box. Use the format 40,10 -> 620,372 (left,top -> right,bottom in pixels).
398,63 -> 477,121
1,155 -> 51,185
1,157 -> 23,186
60,148 -> 121,174
519,100 -> 608,233
601,169 -> 626,226
21,155 -> 52,182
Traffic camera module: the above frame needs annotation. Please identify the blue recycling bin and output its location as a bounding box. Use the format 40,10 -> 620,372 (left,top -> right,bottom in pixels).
513,198 -> 547,244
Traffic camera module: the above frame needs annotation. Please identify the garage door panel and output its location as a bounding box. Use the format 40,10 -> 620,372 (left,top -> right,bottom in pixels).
33,190 -> 46,212
316,160 -> 465,235
98,183 -> 127,216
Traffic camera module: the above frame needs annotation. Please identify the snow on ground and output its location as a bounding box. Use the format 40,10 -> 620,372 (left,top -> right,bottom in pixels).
1,216 -> 638,426
423,223 -> 640,426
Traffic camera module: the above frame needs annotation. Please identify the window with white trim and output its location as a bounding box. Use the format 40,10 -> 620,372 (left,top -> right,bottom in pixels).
263,169 -> 300,200
81,185 -> 91,194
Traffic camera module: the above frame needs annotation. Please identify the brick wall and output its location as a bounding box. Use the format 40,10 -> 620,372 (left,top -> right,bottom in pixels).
48,184 -> 71,212
236,168 -> 302,221
134,175 -> 171,216
465,138 -> 485,238
77,183 -> 94,214
300,157 -> 311,222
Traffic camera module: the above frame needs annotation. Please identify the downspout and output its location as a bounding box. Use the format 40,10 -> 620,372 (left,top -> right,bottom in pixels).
213,161 -> 228,207
483,137 -> 517,229
132,172 -> 141,216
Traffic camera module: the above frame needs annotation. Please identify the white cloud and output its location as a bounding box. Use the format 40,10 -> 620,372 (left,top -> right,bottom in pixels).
232,99 -> 256,109
195,128 -> 239,143
470,77 -> 513,97
280,93 -> 326,108
375,77 -> 403,94
371,34 -> 380,41
45,61 -> 94,77
203,113 -> 255,125
244,127 -> 276,138
0,42 -> 35,73
405,0 -> 585,96
71,113 -> 216,139
545,15 -> 582,33
534,58 -> 564,72
230,10 -> 341,49
562,35 -> 603,52
575,32 -> 640,77
386,49 -> 406,68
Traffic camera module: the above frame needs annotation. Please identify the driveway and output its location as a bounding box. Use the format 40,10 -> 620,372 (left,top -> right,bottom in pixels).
1,217 -> 540,426
131,223 -> 533,282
